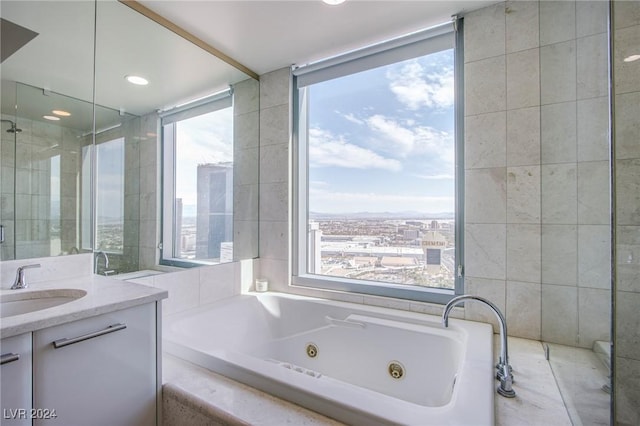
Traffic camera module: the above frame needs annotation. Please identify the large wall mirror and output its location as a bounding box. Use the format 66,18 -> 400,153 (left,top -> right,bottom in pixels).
0,0 -> 259,274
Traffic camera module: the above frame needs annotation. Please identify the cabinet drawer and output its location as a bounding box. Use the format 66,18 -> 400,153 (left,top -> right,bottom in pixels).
1,333 -> 32,426
33,303 -> 156,426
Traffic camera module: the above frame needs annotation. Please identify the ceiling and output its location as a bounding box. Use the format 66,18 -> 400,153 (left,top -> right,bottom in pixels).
1,0 -> 497,130
139,0 -> 498,76
0,0 -> 250,129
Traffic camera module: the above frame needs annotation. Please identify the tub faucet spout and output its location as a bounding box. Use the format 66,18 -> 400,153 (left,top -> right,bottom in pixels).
442,295 -> 516,398
94,251 -> 110,275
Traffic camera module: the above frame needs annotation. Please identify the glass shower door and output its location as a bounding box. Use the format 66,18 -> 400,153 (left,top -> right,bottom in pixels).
0,81 -> 18,260
538,1 -> 612,425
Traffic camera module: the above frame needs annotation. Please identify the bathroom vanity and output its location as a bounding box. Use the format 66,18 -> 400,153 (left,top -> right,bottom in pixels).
0,275 -> 167,426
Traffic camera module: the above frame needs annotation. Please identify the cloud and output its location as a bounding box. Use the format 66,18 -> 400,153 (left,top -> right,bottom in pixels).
177,110 -> 233,165
309,127 -> 401,172
366,114 -> 416,154
387,59 -> 454,110
310,180 -> 330,188
174,108 -> 234,204
365,114 -> 453,162
414,174 -> 455,180
342,112 -> 364,125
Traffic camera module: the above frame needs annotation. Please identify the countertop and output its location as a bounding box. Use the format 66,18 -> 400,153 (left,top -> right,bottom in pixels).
0,274 -> 167,338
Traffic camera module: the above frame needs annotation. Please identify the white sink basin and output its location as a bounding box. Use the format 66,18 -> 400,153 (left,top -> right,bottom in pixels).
0,289 -> 87,318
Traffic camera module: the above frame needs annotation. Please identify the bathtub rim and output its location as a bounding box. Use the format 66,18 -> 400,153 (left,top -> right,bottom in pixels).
163,292 -> 496,426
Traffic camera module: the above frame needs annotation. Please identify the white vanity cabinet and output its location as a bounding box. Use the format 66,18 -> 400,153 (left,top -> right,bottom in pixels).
32,303 -> 157,426
1,333 -> 32,426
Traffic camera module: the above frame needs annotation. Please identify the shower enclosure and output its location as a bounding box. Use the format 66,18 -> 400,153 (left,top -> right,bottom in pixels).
0,82 -> 93,260
535,2 -> 612,424
0,81 -> 141,273
538,1 -> 640,424
612,1 -> 640,425
463,0 -> 637,424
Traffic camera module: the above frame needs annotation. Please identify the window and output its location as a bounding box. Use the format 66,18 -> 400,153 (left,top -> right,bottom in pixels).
95,137 -> 125,253
293,21 -> 463,303
161,90 -> 234,266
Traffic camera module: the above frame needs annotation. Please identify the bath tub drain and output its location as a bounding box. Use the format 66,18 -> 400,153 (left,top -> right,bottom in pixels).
388,361 -> 405,379
306,343 -> 319,358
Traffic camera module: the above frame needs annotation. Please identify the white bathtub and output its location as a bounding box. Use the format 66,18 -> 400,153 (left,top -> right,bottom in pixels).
163,292 -> 495,426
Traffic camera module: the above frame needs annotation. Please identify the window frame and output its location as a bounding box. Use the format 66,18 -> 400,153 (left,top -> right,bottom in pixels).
292,19 -> 465,304
159,89 -> 234,268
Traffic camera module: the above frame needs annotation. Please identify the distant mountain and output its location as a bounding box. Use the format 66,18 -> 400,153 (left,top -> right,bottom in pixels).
309,211 -> 455,220
96,216 -> 124,223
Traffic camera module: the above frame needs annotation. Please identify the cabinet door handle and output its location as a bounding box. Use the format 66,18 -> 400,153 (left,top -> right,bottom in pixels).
52,323 -> 127,349
1,353 -> 20,365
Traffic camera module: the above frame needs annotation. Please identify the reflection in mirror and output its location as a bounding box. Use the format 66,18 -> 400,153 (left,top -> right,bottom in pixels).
1,0 -> 96,261
160,92 -> 234,266
91,106 -> 139,275
1,83 -> 94,260
93,0 -> 259,275
0,0 -> 259,268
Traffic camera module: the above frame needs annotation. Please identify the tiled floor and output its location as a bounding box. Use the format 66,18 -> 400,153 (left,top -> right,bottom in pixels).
495,337 -> 572,426
546,342 -> 611,426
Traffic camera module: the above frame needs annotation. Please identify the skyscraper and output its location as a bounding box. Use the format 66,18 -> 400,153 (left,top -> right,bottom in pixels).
196,162 -> 233,260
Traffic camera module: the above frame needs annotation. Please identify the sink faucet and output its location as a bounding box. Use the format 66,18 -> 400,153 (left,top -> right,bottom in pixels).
94,251 -> 109,275
442,295 -> 516,398
11,264 -> 41,289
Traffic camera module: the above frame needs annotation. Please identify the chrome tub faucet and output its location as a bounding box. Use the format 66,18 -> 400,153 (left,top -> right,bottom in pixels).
442,295 -> 516,398
94,251 -> 109,275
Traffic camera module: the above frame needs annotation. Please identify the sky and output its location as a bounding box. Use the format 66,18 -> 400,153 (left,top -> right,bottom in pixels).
175,108 -> 233,207
96,138 -> 124,220
307,48 -> 456,215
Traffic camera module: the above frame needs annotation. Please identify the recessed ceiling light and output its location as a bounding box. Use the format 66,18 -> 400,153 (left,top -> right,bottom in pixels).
322,0 -> 346,5
125,75 -> 149,86
624,54 -> 640,63
52,109 -> 71,117
43,115 -> 60,121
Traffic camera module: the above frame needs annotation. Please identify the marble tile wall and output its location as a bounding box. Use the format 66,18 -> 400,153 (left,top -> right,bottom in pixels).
613,1 -> 640,424
129,259 -> 254,316
122,118 -> 141,273
138,112 -> 160,270
463,0 -> 611,347
540,1 -> 611,348
233,78 -> 260,261
257,68 -> 291,293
